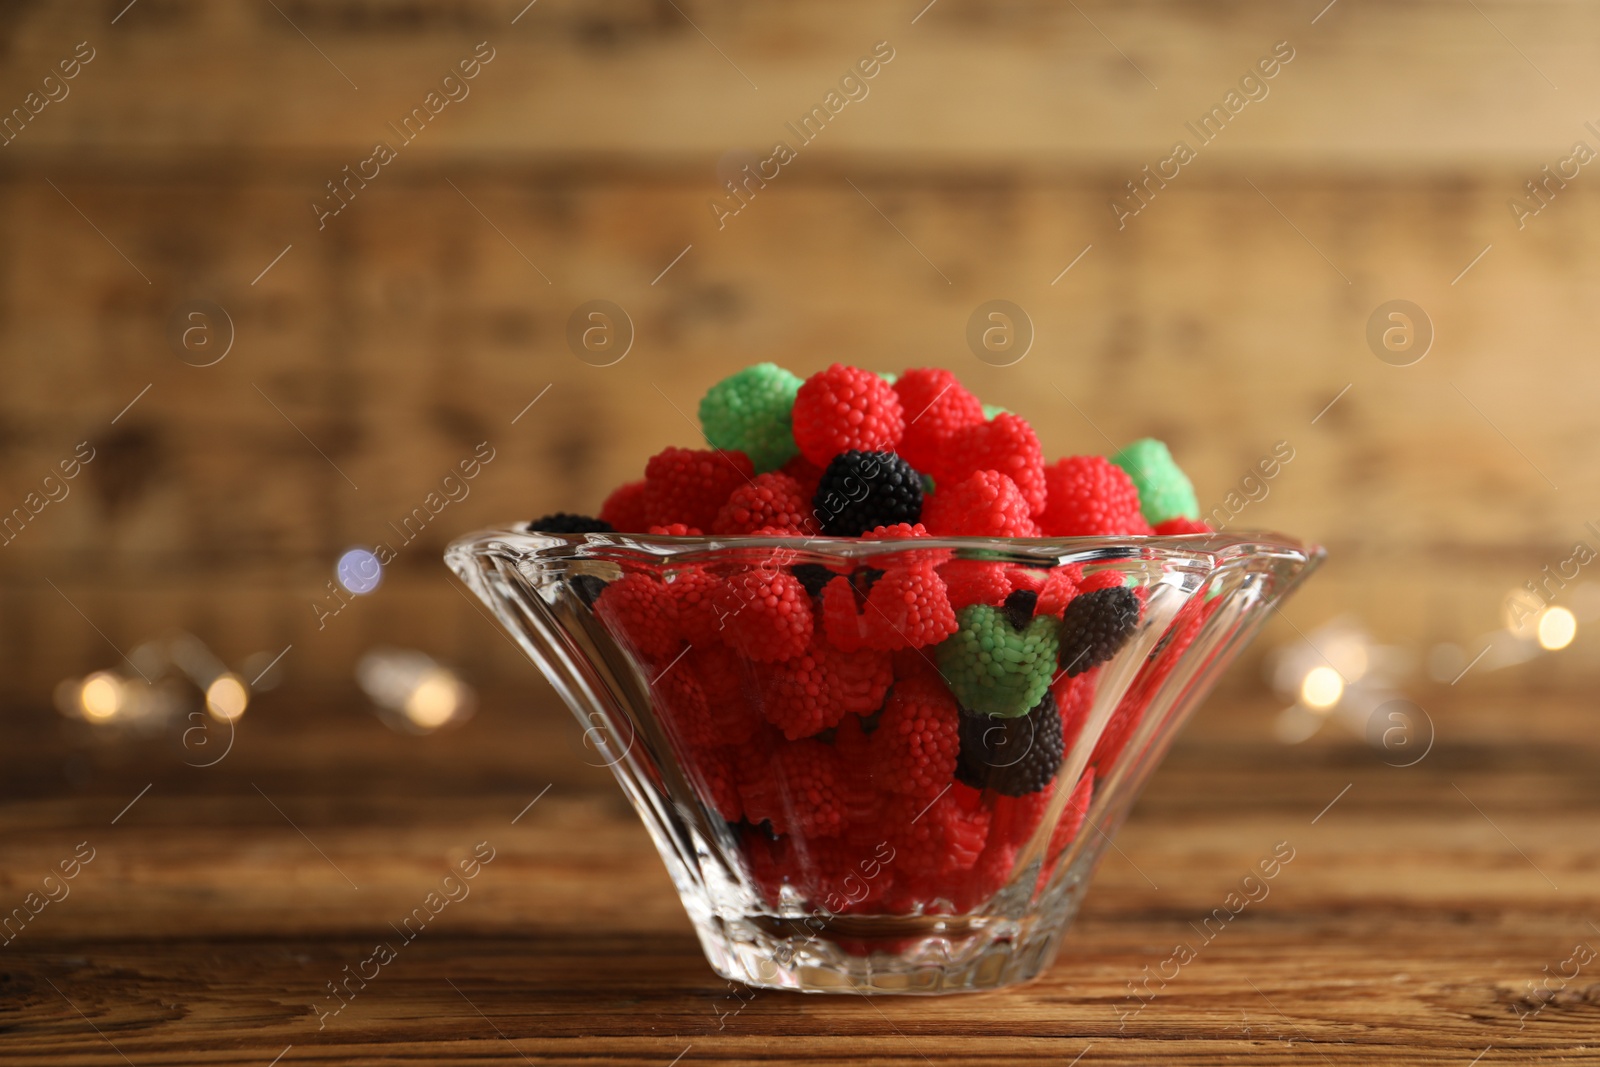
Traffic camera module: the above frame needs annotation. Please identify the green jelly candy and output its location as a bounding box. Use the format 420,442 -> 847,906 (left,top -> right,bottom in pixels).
1111,438 -> 1199,524
698,363 -> 803,473
937,604 -> 1060,718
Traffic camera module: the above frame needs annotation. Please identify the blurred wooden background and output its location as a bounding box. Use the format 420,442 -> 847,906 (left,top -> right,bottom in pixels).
3,0 -> 1598,699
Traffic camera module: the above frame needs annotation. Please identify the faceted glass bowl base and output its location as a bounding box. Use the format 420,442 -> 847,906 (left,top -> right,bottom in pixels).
697,879 -> 1094,994
446,529 -> 1321,995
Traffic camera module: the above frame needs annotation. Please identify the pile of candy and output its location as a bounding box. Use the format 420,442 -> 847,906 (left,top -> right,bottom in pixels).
531,363 -> 1212,915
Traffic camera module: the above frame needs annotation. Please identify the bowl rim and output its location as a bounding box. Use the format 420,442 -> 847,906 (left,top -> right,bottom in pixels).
446,524 -> 1325,569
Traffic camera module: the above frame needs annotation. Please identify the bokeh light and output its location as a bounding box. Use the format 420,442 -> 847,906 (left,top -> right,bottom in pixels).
337,548 -> 383,595
404,670 -> 464,729
79,671 -> 124,721
1299,665 -> 1345,711
1536,606 -> 1577,651
205,673 -> 250,721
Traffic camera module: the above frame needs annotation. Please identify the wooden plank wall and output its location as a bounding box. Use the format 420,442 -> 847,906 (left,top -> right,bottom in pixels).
3,0 -> 1598,698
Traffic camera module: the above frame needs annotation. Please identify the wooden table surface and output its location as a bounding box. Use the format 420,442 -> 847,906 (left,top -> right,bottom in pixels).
2,676 -> 1597,1066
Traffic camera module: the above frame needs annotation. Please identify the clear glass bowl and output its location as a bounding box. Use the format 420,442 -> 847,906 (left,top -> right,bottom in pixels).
446,529 -> 1321,994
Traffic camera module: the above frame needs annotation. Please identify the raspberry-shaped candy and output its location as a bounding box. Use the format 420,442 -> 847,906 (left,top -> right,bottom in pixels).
922,470 -> 1039,537
891,644 -> 946,686
889,781 -> 991,880
956,786 -> 1057,911
989,785 -> 1053,851
1110,437 -> 1199,526
600,479 -> 647,532
656,665 -> 715,749
685,645 -> 760,745
643,446 -> 754,531
798,834 -> 891,911
592,573 -> 681,661
680,742 -> 743,822
698,363 -> 803,473
742,738 -> 845,838
1035,567 -> 1079,618
1045,768 -> 1095,868
863,523 -> 950,569
1092,600 -> 1211,770
832,713 -> 886,824
1078,568 -> 1127,594
814,642 -> 893,715
742,825 -> 797,906
955,689 -> 1063,797
862,522 -> 929,539
937,602 -> 1058,718
1006,568 -> 1047,598
756,651 -> 839,740
721,566 -> 813,662
671,567 -> 730,646
780,453 -> 825,506
938,560 -> 1012,611
530,512 -> 613,534
1091,691 -> 1143,774
877,674 -> 961,798
954,843 -> 1017,913
1155,516 -> 1212,535
712,471 -> 810,535
791,364 -> 905,466
1050,667 -> 1097,752
893,367 -> 985,473
1057,586 -> 1140,677
820,576 -> 866,652
1038,455 -> 1149,536
812,450 -> 923,537
860,562 -> 958,651
936,414 -> 1047,517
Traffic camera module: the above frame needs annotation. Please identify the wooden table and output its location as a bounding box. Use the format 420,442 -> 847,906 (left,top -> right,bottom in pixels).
3,678 -> 1596,1065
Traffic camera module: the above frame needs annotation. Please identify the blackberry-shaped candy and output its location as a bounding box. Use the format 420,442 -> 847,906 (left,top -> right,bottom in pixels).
1057,585 -> 1140,677
1001,588 -> 1039,630
790,563 -> 836,598
530,513 -> 614,534
812,450 -> 923,537
569,574 -> 609,608
955,690 -> 1064,797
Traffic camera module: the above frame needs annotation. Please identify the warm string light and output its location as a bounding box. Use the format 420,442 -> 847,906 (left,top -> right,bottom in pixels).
1425,584 -> 1593,683
205,673 -> 250,721
1298,666 -> 1344,711
1275,584 -> 1592,747
54,633 -> 270,730
1267,616 -> 1406,747
56,634 -> 473,740
356,648 -> 475,734
1536,606 -> 1577,651
78,671 -> 124,721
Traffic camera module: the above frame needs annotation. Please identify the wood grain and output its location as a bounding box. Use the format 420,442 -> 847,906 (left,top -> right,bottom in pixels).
2,0 -> 1597,167
2,169 -> 1593,693
0,6 -> 1596,694
1,685 -> 1597,1065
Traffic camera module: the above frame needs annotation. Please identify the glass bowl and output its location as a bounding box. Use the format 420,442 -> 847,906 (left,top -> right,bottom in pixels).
446,529 -> 1321,994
